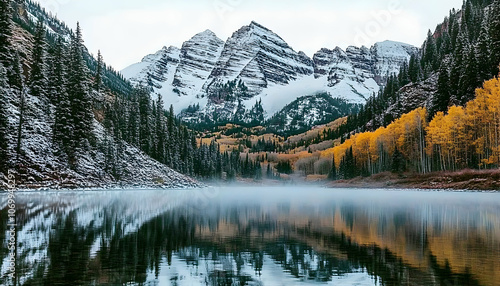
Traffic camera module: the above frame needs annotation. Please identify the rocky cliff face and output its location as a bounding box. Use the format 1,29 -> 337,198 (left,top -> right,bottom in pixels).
205,21 -> 314,95
173,30 -> 225,95
122,22 -> 418,125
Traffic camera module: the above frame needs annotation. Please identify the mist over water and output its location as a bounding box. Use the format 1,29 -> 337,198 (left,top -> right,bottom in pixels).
1,187 -> 499,285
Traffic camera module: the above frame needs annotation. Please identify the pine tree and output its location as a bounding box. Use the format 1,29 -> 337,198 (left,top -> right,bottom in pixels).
0,63 -> 10,174
12,52 -> 25,165
391,147 -> 405,174
328,154 -> 337,180
398,61 -> 410,87
29,19 -> 48,100
137,86 -> 152,155
431,62 -> 451,116
154,93 -> 166,163
408,54 -> 422,82
127,91 -> 140,147
168,104 -> 175,135
449,31 -> 467,104
48,37 -> 66,105
10,51 -> 23,91
94,50 -> 103,92
0,0 -> 12,83
489,0 -> 500,75
52,38 -> 73,156
422,30 -> 438,73
459,45 -> 480,105
476,16 -> 493,83
67,23 -> 94,150
449,13 -> 460,50
266,163 -> 273,179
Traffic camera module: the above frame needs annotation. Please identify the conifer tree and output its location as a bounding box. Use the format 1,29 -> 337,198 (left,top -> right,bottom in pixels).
154,94 -> 166,163
476,17 -> 492,83
431,62 -> 451,116
422,30 -> 438,73
459,45 -> 480,105
0,0 -> 12,84
449,31 -> 467,104
328,154 -> 337,180
10,51 -> 24,91
489,0 -> 500,75
29,19 -> 48,100
137,86 -> 152,155
94,50 -> 103,92
48,37 -> 66,105
0,64 -> 10,174
391,147 -> 405,174
67,23 -> 94,150
52,38 -> 73,156
127,91 -> 140,147
408,54 -> 422,82
13,52 -> 25,165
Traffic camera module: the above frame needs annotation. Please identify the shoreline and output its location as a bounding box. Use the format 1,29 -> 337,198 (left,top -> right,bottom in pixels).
2,169 -> 500,192
327,170 -> 500,191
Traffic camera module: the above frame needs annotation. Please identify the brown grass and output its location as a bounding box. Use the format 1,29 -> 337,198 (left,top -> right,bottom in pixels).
328,169 -> 500,190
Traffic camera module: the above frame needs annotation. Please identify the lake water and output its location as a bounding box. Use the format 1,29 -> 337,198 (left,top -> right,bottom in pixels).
1,187 -> 500,285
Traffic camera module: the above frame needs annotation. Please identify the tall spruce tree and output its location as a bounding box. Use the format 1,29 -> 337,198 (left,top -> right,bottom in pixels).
29,19 -> 48,100
0,0 -> 12,84
449,30 -> 468,104
154,93 -> 166,163
94,50 -> 103,92
67,23 -> 94,150
408,54 -> 422,82
476,16 -> 493,83
137,86 -> 152,155
13,51 -> 25,165
431,62 -> 451,116
0,64 -> 10,174
328,154 -> 337,180
51,38 -> 73,155
489,0 -> 500,75
422,30 -> 438,74
460,45 -> 480,104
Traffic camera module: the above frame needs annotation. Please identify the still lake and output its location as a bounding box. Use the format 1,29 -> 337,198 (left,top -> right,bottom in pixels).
1,187 -> 500,286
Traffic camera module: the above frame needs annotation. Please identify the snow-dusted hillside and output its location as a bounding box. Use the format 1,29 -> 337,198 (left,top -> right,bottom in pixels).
0,1 -> 201,190
0,86 -> 200,190
122,23 -> 418,124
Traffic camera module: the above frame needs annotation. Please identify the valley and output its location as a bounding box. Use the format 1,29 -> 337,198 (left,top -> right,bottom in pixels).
0,0 -> 500,190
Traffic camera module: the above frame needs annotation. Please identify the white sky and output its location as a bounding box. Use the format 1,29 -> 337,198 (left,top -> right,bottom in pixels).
35,0 -> 464,70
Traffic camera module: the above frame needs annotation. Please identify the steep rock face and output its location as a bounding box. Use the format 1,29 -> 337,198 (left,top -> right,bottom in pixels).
311,41 -> 417,102
313,46 -> 377,101
121,46 -> 180,90
172,30 -> 225,95
370,41 -> 419,84
122,23 -> 418,126
206,21 -> 314,94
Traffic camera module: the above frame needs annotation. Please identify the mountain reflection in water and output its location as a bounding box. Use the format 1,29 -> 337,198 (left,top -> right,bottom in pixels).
1,187 -> 499,285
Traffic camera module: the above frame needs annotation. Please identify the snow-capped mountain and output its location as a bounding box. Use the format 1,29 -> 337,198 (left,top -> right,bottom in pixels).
122,22 -> 418,125
205,21 -> 314,94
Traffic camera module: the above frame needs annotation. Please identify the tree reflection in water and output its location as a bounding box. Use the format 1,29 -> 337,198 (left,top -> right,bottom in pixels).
1,188 -> 498,285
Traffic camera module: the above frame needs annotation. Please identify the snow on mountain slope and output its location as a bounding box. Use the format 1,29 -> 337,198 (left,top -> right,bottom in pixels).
370,40 -> 419,83
205,21 -> 314,94
173,30 -> 224,95
122,22 -> 418,124
121,45 -> 181,89
1,54 -> 199,190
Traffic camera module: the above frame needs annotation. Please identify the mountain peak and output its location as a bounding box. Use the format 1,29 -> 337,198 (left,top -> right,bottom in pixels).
190,29 -> 222,42
249,21 -> 268,30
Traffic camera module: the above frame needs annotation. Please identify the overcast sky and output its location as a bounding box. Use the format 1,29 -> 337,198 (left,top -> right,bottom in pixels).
35,0 -> 464,70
